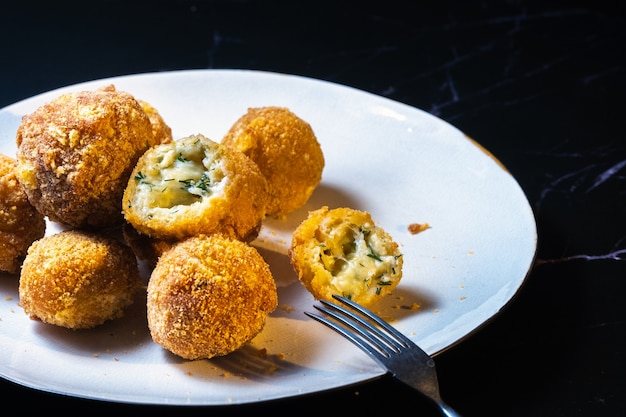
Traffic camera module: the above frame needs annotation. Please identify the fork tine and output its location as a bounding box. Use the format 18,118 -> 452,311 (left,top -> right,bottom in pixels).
315,299 -> 404,354
311,304 -> 393,358
308,296 -> 463,417
330,295 -> 414,347
304,310 -> 388,362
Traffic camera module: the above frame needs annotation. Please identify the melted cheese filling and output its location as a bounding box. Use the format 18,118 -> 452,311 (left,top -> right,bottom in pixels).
318,223 -> 400,297
134,139 -> 225,210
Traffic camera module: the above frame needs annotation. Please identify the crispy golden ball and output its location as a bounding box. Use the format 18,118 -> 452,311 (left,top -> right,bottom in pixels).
147,234 -> 278,360
138,100 -> 173,145
18,230 -> 142,329
15,85 -> 158,228
290,206 -> 403,308
221,106 -> 324,216
0,153 -> 46,274
123,134 -> 268,241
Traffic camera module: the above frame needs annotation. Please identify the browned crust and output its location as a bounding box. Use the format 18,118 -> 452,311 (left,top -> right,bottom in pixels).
0,153 -> 46,274
15,85 -> 157,228
222,106 -> 324,216
147,234 -> 278,360
18,230 -> 142,329
121,221 -> 176,268
138,99 -> 174,146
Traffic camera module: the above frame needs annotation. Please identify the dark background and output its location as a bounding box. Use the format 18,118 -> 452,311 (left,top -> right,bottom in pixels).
1,1 -> 625,415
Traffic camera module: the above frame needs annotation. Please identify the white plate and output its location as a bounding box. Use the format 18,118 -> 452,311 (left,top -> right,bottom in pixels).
0,69 -> 537,405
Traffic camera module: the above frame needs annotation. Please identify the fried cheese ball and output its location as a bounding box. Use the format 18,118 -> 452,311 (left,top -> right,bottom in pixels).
139,100 -> 174,145
15,85 -> 164,228
0,153 -> 46,274
147,234 -> 278,360
123,134 -> 269,241
290,206 -> 403,307
18,230 -> 142,329
121,222 -> 175,268
221,106 -> 325,216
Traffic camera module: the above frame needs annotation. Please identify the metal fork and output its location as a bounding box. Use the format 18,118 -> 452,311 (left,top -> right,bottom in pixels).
306,295 -> 462,417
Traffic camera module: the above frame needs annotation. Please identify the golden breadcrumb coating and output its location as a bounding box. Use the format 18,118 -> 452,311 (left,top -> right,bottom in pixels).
15,85 -> 161,228
123,134 -> 268,241
221,106 -> 324,216
18,230 -> 142,329
290,206 -> 403,307
121,222 -> 175,268
0,153 -> 46,274
147,234 -> 278,360
139,100 -> 173,145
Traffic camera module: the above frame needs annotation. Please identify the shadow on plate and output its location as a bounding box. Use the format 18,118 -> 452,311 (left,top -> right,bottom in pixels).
28,288 -> 151,354
202,344 -> 304,382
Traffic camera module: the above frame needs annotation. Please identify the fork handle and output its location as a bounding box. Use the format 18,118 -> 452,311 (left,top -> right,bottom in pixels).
437,400 -> 463,417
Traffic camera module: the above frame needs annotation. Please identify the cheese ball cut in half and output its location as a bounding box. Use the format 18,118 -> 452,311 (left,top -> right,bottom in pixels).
290,206 -> 403,307
221,106 -> 325,216
147,234 -> 278,360
0,153 -> 46,274
15,85 -> 167,228
123,134 -> 269,241
18,230 -> 142,329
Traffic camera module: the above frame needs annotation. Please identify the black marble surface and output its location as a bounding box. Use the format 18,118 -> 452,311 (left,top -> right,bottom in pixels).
1,1 -> 624,415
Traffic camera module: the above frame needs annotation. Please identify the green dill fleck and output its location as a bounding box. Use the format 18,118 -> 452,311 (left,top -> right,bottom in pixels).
362,228 -> 382,261
134,171 -> 155,189
179,172 -> 212,196
176,153 -> 188,163
366,250 -> 383,262
195,173 -> 212,192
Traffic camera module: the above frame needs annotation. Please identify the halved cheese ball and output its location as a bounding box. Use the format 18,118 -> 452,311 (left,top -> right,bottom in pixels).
122,134 -> 269,241
290,206 -> 403,307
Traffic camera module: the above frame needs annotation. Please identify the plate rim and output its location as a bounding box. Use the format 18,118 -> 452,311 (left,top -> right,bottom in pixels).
0,68 -> 538,405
